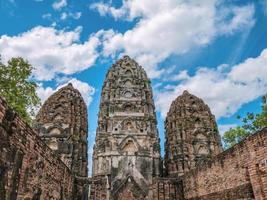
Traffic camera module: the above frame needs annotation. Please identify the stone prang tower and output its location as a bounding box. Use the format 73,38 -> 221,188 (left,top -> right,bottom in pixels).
92,56 -> 161,199
164,90 -> 223,177
34,83 -> 88,177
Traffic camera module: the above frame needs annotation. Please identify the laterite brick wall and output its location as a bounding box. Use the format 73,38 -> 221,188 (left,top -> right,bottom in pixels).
182,128 -> 267,200
0,97 -> 75,200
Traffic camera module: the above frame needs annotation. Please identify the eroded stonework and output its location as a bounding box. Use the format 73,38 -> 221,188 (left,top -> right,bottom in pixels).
34,83 -> 88,177
164,90 -> 223,177
0,97 -> 75,200
91,55 -> 161,199
1,56 -> 267,200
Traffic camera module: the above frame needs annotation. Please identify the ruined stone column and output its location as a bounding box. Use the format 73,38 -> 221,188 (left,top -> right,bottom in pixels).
34,83 -> 88,177
164,90 -> 223,177
91,56 -> 161,200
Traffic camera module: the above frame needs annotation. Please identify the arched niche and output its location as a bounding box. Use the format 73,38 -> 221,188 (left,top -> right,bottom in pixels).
125,69 -> 133,76
122,140 -> 137,154
124,79 -> 133,87
197,145 -> 209,155
49,127 -> 61,135
123,103 -> 133,113
48,140 -> 58,150
124,91 -> 132,98
125,121 -> 134,131
119,136 -> 140,155
121,118 -> 136,132
195,133 -> 207,140
193,133 -> 209,155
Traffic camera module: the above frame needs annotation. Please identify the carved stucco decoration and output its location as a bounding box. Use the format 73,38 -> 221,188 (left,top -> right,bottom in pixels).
92,55 -> 161,199
164,90 -> 223,177
34,83 -> 88,177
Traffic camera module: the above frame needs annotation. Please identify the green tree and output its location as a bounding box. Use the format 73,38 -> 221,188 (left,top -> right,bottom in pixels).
0,56 -> 40,124
222,95 -> 267,148
222,126 -> 249,148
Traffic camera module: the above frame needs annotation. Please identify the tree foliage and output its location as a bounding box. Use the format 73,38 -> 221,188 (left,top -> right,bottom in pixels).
222,95 -> 267,148
0,56 -> 40,124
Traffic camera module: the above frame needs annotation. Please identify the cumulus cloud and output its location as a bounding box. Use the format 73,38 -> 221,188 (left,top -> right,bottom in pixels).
91,0 -> 255,78
216,4 -> 255,34
42,13 -> 52,19
60,12 -> 82,20
0,26 -> 100,81
37,78 -> 95,106
155,48 -> 267,119
52,0 -> 67,10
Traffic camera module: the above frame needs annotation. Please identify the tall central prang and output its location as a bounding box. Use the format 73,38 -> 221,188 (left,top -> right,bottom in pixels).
92,56 -> 161,199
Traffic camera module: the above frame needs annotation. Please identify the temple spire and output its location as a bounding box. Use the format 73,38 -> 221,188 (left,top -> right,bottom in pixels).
91,55 -> 161,199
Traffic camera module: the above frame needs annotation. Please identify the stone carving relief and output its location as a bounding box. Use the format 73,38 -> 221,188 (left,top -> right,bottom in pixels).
92,56 -> 161,199
121,120 -> 136,132
164,90 -> 223,176
193,134 -> 209,155
122,140 -> 137,154
34,83 -> 88,177
125,69 -> 133,77
48,139 -> 58,150
124,91 -> 132,98
49,127 -> 61,135
124,79 -> 133,87
118,136 -> 140,155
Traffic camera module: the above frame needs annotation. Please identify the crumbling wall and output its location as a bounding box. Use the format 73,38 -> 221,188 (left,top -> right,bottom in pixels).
0,97 -> 74,200
182,128 -> 267,200
150,178 -> 184,200
89,176 -> 108,200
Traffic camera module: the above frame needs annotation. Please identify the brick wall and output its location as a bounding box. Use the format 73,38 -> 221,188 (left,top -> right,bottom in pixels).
1,91 -> 266,200
0,97 -> 75,200
89,176 -> 108,200
182,128 -> 267,200
150,178 -> 184,200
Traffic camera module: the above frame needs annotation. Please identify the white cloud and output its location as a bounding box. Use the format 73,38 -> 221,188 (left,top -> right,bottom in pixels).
0,26 -> 100,81
91,0 -> 255,78
216,4 -> 255,35
170,70 -> 190,81
36,86 -> 54,104
42,13 -> 52,19
60,12 -> 82,20
60,12 -> 68,20
218,124 -> 237,136
90,2 -> 128,20
87,131 -> 95,176
37,78 -> 95,106
155,48 -> 267,119
52,0 -> 67,10
51,22 -> 57,27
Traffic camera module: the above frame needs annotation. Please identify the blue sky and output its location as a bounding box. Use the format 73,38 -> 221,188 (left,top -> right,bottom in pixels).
1,0 -> 267,173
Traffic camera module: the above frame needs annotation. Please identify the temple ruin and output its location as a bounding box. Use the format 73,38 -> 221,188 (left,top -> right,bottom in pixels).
91,55 -> 161,199
0,56 -> 267,200
164,90 -> 223,177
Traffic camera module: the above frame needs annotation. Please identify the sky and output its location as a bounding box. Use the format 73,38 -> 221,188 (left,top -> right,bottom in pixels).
1,0 -> 267,174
